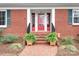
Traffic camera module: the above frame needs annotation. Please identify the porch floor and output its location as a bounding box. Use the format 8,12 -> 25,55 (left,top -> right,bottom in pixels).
19,44 -> 57,56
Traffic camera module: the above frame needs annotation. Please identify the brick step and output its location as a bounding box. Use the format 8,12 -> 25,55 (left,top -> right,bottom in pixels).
36,34 -> 48,37
32,32 -> 50,34
33,32 -> 49,38
35,34 -> 48,36
36,35 -> 48,38
32,32 -> 50,36
36,36 -> 46,38
37,38 -> 46,41
35,41 -> 48,44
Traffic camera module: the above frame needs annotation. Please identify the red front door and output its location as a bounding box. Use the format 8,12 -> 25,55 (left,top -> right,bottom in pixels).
38,13 -> 45,31
31,12 -> 51,32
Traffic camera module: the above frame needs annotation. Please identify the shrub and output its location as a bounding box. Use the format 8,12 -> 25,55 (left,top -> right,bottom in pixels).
66,45 -> 78,52
23,33 -> 36,43
0,29 -> 4,36
0,36 -> 5,44
61,36 -> 74,45
4,34 -> 19,43
0,29 -> 4,33
60,45 -> 78,54
46,32 -> 58,42
9,43 -> 24,49
0,29 -> 5,44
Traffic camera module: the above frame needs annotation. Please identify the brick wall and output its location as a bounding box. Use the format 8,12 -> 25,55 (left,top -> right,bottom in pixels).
55,9 -> 79,38
4,10 -> 27,37
2,9 -> 79,38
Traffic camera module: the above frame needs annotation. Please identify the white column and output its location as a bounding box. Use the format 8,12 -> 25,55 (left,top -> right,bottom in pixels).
44,13 -> 47,32
5,10 -> 7,27
27,8 -> 31,31
35,13 -> 38,32
51,8 -> 55,28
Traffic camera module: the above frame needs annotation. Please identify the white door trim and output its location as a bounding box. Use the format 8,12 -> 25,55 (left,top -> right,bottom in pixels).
44,13 -> 47,32
35,13 -> 38,32
27,8 -> 55,32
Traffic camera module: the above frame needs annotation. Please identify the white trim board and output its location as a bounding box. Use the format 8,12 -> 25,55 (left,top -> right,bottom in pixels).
1,7 -> 79,9
0,3 -> 79,7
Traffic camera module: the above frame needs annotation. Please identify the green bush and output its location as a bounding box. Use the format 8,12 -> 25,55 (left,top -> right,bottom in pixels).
9,43 -> 24,49
46,32 -> 58,42
0,29 -> 4,36
0,29 -> 4,44
66,45 -> 78,52
0,29 -> 4,33
4,34 -> 19,43
23,33 -> 36,43
0,36 -> 5,44
61,36 -> 74,45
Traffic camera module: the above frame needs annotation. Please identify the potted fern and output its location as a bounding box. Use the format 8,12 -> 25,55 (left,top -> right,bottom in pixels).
23,33 -> 36,46
46,32 -> 58,46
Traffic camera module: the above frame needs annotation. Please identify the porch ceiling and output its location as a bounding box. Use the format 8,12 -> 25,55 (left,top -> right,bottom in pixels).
0,3 -> 79,7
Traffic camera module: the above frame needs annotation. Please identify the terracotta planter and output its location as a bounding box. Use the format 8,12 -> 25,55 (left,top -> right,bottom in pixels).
26,41 -> 32,46
50,41 -> 56,46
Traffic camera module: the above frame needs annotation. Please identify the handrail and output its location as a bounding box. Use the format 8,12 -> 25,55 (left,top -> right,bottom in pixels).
27,23 -> 30,33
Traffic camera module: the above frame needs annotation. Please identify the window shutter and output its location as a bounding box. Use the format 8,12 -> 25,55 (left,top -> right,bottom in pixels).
7,10 -> 11,27
68,9 -> 72,24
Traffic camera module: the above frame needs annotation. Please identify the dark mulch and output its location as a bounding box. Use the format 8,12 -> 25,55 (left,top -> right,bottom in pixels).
56,39 -> 79,56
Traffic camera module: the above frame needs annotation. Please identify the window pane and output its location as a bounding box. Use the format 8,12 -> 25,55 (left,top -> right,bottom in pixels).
2,12 -> 5,25
2,20 -> 5,25
32,13 -> 35,31
0,20 -> 2,25
38,13 -> 44,26
74,13 -> 79,17
47,13 -> 50,27
32,13 -> 35,27
0,11 -> 5,25
74,17 -> 79,23
47,13 -> 50,31
38,13 -> 44,31
0,12 -> 2,25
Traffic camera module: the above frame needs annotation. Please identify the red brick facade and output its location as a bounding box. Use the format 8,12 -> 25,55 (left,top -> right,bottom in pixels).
4,10 -> 27,37
2,9 -> 79,38
55,9 -> 79,38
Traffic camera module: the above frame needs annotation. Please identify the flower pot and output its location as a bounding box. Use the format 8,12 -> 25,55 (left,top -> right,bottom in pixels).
27,41 -> 32,46
50,41 -> 56,46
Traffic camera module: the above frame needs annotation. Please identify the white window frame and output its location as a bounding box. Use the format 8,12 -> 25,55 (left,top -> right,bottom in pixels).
0,10 -> 7,28
72,9 -> 79,25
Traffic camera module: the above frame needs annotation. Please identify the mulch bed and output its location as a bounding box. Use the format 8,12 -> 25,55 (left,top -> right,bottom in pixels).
0,37 -> 25,56
56,39 -> 79,56
1,36 -> 79,56
0,43 -> 24,56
